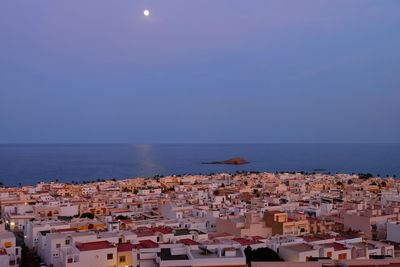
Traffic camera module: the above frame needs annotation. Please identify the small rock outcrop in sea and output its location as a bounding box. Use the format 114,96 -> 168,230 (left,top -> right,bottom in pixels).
202,157 -> 249,165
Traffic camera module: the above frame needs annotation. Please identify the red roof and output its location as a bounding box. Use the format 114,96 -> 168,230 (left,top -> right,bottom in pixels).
251,236 -> 265,241
133,229 -> 155,237
152,227 -> 173,234
132,244 -> 146,249
232,238 -> 261,246
179,239 -> 200,245
333,235 -> 350,241
139,240 -> 159,248
323,242 -> 348,251
77,241 -> 114,251
117,243 -> 137,252
265,210 -> 283,214
303,236 -> 321,242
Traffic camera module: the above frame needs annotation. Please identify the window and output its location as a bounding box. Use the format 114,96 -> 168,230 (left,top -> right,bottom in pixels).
56,244 -> 61,248
119,256 -> 126,263
107,253 -> 113,260
65,239 -> 70,245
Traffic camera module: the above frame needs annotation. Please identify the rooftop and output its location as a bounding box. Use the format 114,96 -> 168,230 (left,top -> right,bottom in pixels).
179,239 -> 201,246
117,242 -> 137,252
77,241 -> 114,251
158,248 -> 189,261
282,243 -> 315,252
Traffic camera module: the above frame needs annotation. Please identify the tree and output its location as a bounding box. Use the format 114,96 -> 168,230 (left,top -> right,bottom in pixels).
122,187 -> 131,193
213,190 -> 220,196
244,246 -> 283,264
359,173 -> 373,180
115,215 -> 129,220
347,179 -> 353,185
336,181 -> 343,187
244,181 -> 248,186
80,212 -> 94,219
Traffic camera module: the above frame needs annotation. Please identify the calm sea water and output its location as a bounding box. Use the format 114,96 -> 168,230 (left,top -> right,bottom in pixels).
0,144 -> 399,186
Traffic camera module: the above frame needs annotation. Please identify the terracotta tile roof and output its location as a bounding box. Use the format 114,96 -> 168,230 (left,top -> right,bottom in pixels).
77,241 -> 114,251
117,242 -> 136,252
139,240 -> 159,248
179,239 -> 200,245
266,210 -> 284,214
303,236 -> 321,242
152,227 -> 173,234
334,235 -> 350,241
322,242 -> 348,251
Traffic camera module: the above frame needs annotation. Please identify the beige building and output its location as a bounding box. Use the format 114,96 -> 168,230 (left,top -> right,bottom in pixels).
216,213 -> 272,238
264,211 -> 310,236
343,210 -> 399,239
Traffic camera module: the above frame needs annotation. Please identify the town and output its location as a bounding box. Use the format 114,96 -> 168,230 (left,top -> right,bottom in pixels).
1,172 -> 400,267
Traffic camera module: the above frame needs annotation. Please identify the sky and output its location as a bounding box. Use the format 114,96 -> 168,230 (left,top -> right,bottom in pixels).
0,0 -> 399,144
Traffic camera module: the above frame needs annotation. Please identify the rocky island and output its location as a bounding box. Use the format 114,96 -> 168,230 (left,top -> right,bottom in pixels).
202,157 -> 249,165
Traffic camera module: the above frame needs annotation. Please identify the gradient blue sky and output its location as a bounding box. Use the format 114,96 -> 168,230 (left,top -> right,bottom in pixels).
1,0 -> 399,144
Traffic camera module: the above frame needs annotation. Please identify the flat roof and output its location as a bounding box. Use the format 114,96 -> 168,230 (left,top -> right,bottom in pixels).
158,248 -> 189,261
282,243 -> 315,252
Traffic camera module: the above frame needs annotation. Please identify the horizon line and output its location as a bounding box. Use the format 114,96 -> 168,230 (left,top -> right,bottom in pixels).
0,142 -> 399,145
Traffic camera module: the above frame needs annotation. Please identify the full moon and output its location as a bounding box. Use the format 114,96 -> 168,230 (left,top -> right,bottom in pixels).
144,10 -> 150,16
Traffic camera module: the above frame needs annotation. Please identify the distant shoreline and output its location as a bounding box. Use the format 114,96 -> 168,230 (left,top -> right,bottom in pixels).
0,171 -> 396,188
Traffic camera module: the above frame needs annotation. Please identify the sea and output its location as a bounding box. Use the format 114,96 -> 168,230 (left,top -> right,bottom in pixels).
0,144 -> 399,186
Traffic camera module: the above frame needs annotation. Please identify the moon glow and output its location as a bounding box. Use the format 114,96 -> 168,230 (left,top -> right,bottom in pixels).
144,10 -> 150,16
